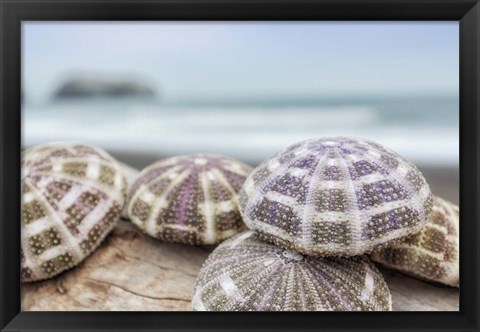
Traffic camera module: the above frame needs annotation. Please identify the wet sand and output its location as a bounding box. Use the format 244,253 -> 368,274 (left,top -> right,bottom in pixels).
418,165 -> 459,205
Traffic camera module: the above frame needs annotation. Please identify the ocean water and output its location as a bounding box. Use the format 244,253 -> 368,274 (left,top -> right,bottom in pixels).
22,96 -> 459,166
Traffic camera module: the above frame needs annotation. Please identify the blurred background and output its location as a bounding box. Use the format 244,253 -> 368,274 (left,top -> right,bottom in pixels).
22,22 -> 459,203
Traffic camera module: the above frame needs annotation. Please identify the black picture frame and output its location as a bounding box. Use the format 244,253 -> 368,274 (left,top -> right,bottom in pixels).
1,0 -> 479,331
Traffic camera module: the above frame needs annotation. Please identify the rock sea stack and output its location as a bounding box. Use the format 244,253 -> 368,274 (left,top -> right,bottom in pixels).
54,78 -> 156,99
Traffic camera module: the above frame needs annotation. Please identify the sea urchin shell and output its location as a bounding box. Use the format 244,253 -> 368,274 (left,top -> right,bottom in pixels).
127,154 -> 252,245
239,137 -> 433,256
370,196 -> 459,287
21,142 -> 127,282
192,231 -> 392,311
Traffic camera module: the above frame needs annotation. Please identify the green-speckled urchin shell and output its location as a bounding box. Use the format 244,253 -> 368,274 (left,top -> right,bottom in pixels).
371,196 -> 459,287
239,137 -> 433,257
127,154 -> 253,245
21,142 -> 127,282
192,231 -> 392,311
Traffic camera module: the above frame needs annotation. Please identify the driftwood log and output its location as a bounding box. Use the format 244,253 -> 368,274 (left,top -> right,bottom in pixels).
21,220 -> 207,311
20,220 -> 459,311
21,163 -> 459,311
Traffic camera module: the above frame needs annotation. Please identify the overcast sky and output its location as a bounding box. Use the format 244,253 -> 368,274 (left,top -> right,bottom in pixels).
23,22 -> 458,102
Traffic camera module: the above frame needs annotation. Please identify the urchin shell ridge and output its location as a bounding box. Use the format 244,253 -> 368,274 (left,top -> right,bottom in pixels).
239,137 -> 433,256
370,196 -> 459,287
192,231 -> 392,311
127,154 -> 253,245
21,142 -> 127,282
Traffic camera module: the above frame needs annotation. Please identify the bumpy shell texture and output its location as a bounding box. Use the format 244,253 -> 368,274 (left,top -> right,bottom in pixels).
371,196 -> 459,287
239,137 -> 433,257
192,231 -> 392,311
127,154 -> 253,245
21,142 -> 127,282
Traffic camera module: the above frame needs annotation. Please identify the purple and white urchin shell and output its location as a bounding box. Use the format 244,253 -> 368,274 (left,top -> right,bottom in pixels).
239,137 -> 433,257
127,154 -> 253,245
371,196 -> 459,287
192,231 -> 392,311
21,142 -> 127,282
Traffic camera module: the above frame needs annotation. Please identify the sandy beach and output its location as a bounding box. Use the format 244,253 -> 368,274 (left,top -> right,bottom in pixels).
419,165 -> 459,205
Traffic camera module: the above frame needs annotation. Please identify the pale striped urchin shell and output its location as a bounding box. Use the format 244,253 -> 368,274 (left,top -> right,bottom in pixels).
371,196 -> 459,287
127,154 -> 253,245
21,142 -> 127,282
192,231 -> 392,311
239,137 -> 433,257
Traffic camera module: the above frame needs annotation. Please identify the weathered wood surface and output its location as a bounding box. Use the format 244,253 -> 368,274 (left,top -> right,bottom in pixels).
381,268 -> 459,311
21,220 -> 459,311
21,221 -> 208,311
21,162 -> 459,311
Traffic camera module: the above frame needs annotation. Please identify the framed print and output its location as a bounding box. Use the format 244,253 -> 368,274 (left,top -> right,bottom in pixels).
1,0 -> 479,331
